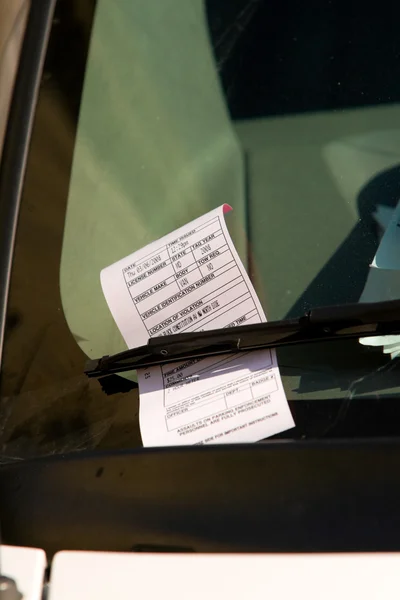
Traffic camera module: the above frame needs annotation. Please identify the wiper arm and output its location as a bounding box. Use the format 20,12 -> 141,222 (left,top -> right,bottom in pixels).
85,299 -> 400,377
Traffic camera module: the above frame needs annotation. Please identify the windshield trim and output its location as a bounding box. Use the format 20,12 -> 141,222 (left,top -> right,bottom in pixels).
0,0 -> 55,371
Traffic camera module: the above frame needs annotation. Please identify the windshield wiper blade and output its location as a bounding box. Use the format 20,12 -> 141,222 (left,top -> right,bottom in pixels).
85,299 -> 400,377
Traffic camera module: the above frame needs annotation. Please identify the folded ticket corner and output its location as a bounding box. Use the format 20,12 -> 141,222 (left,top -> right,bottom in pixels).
101,205 -> 294,446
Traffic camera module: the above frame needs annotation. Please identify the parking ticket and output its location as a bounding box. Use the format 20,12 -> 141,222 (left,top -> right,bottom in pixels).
101,205 -> 294,446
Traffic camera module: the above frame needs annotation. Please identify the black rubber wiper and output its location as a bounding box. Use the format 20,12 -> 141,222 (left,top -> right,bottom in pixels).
85,299 -> 400,377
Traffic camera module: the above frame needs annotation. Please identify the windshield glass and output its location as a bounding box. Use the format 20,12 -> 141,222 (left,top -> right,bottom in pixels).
2,0 -> 400,460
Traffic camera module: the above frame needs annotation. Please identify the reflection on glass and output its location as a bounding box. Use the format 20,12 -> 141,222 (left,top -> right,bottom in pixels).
2,0 -> 400,461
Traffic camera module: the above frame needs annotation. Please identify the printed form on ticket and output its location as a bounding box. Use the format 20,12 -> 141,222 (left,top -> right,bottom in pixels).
101,205 -> 294,446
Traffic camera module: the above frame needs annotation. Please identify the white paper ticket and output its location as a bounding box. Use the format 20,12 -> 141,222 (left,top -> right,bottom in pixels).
101,205 -> 294,446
